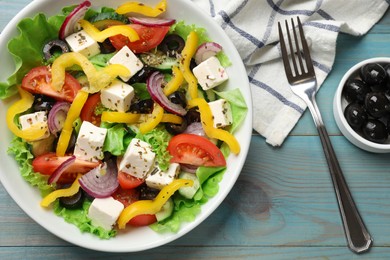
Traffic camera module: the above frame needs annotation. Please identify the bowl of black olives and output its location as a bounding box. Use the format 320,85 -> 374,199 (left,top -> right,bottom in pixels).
334,57 -> 390,153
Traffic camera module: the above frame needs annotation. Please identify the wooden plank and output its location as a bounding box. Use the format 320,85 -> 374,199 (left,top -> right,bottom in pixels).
1,246 -> 390,259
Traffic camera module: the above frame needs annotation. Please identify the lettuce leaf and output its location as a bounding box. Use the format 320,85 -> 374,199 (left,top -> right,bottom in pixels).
0,13 -> 65,99
7,137 -> 53,196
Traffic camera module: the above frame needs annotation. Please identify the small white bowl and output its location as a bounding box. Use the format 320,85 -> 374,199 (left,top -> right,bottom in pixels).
333,57 -> 390,153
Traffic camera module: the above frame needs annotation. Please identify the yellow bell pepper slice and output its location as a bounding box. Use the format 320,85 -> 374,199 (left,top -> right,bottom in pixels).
160,113 -> 183,124
116,0 -> 167,17
56,91 -> 89,156
163,66 -> 184,96
40,174 -> 82,207
78,19 -> 139,43
101,111 -> 141,123
139,104 -> 164,134
117,179 -> 193,229
51,52 -> 130,93
6,87 -> 48,141
179,31 -> 199,100
188,98 -> 240,154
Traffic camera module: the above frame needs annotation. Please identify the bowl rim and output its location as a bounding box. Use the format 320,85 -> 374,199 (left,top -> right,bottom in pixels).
333,57 -> 390,152
0,0 -> 253,252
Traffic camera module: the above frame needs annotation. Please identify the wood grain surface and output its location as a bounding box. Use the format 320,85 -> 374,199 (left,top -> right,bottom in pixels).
1,1 -> 390,259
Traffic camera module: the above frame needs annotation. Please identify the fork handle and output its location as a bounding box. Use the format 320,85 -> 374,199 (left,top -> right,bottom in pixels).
305,95 -> 373,254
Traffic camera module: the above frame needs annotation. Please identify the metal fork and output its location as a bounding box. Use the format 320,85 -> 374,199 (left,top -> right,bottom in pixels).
278,17 -> 373,254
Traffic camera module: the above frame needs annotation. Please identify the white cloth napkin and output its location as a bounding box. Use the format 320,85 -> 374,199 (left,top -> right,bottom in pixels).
192,0 -> 389,146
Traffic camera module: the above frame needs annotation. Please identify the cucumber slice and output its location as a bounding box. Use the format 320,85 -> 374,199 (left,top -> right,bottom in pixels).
155,198 -> 174,222
178,172 -> 200,199
140,52 -> 179,71
88,12 -> 129,30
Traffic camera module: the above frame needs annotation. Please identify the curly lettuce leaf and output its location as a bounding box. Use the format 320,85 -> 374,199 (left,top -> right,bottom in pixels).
136,126 -> 172,171
0,13 -> 65,99
7,137 -> 53,196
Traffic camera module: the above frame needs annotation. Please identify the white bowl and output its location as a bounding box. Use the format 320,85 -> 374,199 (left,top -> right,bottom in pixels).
333,57 -> 390,153
0,0 -> 252,252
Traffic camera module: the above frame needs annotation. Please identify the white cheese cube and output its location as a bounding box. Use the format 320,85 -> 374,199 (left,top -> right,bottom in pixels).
18,111 -> 50,140
73,121 -> 107,162
88,196 -> 124,231
65,30 -> 101,58
101,80 -> 135,112
208,99 -> 233,128
192,56 -> 228,90
108,46 -> 144,82
118,138 -> 156,179
146,163 -> 180,190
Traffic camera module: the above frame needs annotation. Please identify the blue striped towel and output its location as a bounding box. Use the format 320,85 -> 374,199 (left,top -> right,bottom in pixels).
192,0 -> 389,146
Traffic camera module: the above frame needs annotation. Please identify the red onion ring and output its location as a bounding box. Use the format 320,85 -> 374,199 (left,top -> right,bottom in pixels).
146,71 -> 187,116
48,101 -> 70,135
129,17 -> 176,26
184,122 -> 206,136
48,156 -> 76,184
180,164 -> 198,174
78,159 -> 119,198
59,0 -> 91,39
194,42 -> 223,65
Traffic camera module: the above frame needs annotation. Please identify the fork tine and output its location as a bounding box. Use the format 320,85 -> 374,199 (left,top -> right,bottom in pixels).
297,17 -> 315,74
285,20 -> 299,76
278,22 -> 292,80
291,18 -> 305,74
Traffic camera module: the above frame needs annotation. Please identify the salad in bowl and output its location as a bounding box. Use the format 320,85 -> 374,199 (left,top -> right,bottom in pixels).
0,0 -> 252,252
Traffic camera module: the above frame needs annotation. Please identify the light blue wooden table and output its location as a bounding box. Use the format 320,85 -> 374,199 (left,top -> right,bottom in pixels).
1,1 -> 390,259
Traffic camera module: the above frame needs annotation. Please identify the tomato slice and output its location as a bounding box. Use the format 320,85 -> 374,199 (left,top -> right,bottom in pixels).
109,24 -> 170,53
21,66 -> 81,103
117,171 -> 145,190
80,93 -> 102,126
167,133 -> 226,167
32,153 -> 100,183
112,187 -> 157,226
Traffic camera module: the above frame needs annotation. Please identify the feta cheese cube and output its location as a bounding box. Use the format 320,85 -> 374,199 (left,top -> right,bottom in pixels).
146,163 -> 180,190
88,196 -> 124,230
108,46 -> 144,82
101,80 -> 135,112
118,138 -> 156,179
18,111 -> 50,140
73,121 -> 107,162
65,30 -> 101,58
208,99 -> 233,128
192,56 -> 228,90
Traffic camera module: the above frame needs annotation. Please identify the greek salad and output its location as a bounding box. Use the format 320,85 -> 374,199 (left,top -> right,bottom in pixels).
2,0 -> 247,238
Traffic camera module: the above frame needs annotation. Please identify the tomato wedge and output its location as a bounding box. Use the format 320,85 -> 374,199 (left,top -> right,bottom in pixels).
109,24 -> 170,53
167,133 -> 226,167
112,187 -> 157,226
32,153 -> 100,183
21,66 -> 81,102
117,171 -> 144,190
80,93 -> 102,126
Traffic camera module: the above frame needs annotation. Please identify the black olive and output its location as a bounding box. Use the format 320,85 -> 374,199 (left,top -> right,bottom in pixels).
32,94 -> 56,112
185,108 -> 201,124
128,66 -> 155,84
59,189 -> 85,209
158,34 -> 185,57
43,39 -> 70,61
362,119 -> 388,144
98,38 -> 116,54
66,130 -> 78,153
360,63 -> 388,87
343,79 -> 371,103
190,58 -> 197,71
168,91 -> 187,108
130,99 -> 154,113
138,184 -> 160,200
344,103 -> 368,130
364,92 -> 390,118
165,118 -> 188,135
